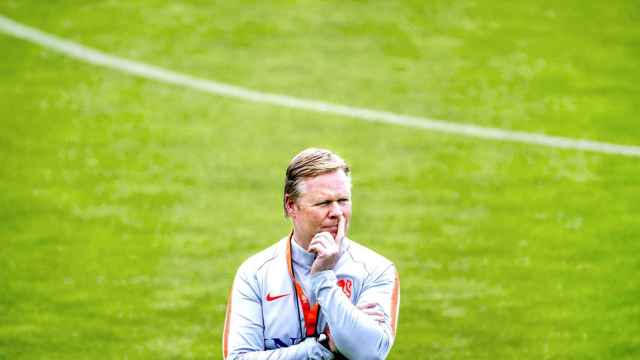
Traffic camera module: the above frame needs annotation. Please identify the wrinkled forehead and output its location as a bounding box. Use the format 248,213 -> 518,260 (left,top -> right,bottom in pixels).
298,170 -> 352,199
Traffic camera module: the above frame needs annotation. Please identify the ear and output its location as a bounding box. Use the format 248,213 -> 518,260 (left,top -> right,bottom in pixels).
284,194 -> 297,218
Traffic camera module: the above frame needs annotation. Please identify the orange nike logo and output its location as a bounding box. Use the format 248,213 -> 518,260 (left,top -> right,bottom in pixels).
266,293 -> 290,302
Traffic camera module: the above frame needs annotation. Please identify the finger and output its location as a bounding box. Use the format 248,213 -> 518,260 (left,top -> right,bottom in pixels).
308,242 -> 326,255
365,314 -> 385,322
357,302 -> 377,310
313,231 -> 333,242
310,233 -> 334,251
335,215 -> 346,246
310,233 -> 332,248
359,306 -> 384,315
357,303 -> 378,311
361,311 -> 385,323
308,237 -> 328,254
361,309 -> 385,318
308,232 -> 331,252
362,313 -> 385,323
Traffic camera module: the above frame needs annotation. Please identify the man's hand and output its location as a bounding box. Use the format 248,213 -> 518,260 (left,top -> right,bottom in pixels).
357,302 -> 385,324
309,215 -> 345,274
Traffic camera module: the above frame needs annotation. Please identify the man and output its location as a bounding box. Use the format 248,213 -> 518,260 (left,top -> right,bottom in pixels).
223,148 -> 400,360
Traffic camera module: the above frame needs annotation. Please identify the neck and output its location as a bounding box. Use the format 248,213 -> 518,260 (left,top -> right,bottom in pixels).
291,232 -> 311,252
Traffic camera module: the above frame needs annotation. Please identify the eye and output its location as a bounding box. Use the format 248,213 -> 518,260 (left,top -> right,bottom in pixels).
338,198 -> 350,204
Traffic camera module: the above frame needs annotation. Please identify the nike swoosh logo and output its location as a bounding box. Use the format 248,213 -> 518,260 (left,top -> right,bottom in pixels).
266,293 -> 290,302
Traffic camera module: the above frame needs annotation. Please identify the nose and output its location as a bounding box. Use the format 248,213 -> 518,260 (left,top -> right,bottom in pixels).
328,201 -> 343,218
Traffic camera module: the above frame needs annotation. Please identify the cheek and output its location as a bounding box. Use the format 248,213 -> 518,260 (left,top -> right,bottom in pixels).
300,208 -> 324,224
310,209 -> 328,223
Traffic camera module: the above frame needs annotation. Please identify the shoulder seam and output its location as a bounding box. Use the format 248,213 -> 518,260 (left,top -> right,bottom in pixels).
345,247 -> 372,276
256,250 -> 278,272
369,262 -> 396,283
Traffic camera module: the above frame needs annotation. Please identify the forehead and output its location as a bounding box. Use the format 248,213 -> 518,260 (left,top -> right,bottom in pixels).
299,170 -> 351,199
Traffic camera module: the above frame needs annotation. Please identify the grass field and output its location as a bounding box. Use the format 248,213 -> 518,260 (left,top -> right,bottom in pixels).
1,1 -> 639,359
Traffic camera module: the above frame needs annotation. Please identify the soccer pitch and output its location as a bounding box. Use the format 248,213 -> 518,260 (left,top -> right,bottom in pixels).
1,1 -> 638,359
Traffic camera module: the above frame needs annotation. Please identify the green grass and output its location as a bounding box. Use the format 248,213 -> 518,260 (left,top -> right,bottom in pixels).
1,1 -> 639,359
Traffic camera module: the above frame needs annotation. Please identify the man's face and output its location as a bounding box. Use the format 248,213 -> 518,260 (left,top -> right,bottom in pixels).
287,170 -> 352,247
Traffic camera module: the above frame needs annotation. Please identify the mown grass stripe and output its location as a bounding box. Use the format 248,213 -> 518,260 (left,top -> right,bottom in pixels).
1,14 -> 639,158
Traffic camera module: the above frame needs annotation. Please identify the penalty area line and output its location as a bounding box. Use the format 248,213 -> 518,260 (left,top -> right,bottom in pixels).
1,14 -> 639,158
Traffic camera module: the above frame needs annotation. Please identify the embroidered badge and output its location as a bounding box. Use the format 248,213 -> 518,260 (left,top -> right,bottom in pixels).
336,278 -> 353,298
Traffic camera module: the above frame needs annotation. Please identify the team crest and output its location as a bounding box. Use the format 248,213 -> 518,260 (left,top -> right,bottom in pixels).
336,278 -> 353,298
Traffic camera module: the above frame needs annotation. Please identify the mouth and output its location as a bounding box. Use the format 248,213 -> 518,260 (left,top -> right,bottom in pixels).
322,226 -> 338,235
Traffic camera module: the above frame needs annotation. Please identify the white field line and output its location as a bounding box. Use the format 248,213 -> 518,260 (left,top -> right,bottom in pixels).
1,14 -> 639,158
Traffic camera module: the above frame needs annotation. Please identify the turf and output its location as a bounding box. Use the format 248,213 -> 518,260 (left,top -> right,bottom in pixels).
1,1 -> 639,359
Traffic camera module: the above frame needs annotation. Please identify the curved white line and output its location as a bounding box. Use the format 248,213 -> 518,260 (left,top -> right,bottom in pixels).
1,14 -> 639,158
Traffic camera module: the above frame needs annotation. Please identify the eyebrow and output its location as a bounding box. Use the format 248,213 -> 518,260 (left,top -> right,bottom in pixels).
314,196 -> 350,204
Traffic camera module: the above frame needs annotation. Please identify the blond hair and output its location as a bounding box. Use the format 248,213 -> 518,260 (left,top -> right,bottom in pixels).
283,148 -> 351,216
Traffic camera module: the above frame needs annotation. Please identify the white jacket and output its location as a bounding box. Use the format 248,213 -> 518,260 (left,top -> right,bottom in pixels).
223,234 -> 400,360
